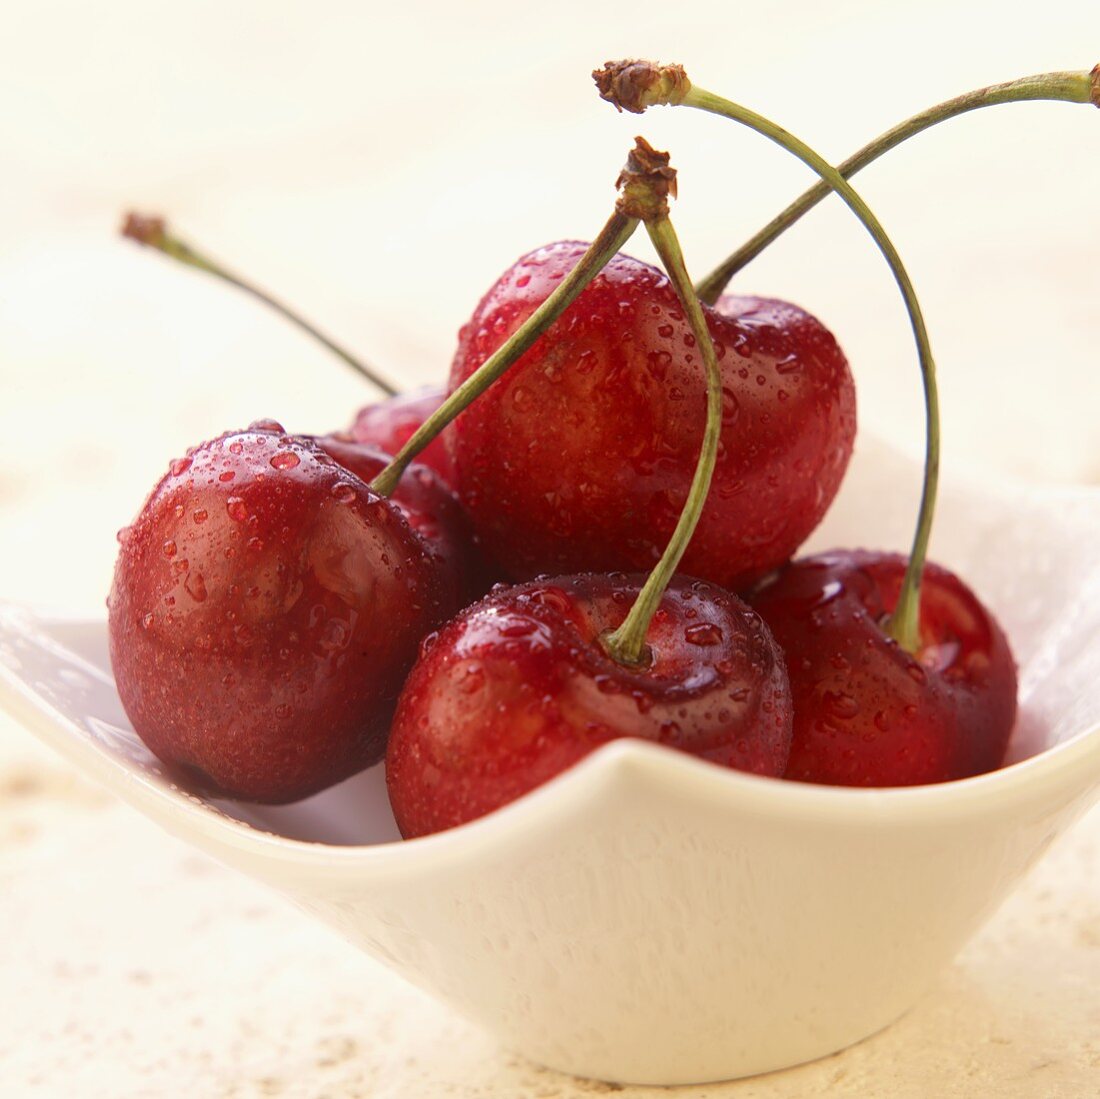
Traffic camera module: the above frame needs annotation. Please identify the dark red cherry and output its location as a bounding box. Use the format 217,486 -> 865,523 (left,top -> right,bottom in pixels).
315,433 -> 488,608
448,243 -> 856,590
749,550 -> 1017,786
108,423 -> 448,803
347,385 -> 454,486
386,573 -> 793,838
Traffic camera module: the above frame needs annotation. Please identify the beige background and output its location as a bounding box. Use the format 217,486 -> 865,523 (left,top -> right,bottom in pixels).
2,1 -> 1099,1095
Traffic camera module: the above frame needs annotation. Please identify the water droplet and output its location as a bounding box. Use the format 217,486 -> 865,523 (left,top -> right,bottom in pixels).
458,664 -> 485,695
192,508 -> 208,524
275,703 -> 293,720
331,482 -> 357,504
219,470 -> 236,483
528,587 -> 572,616
226,497 -> 248,522
515,273 -> 531,288
247,536 -> 264,553
685,623 -> 722,646
169,457 -> 192,477
270,450 -> 301,471
229,441 -> 244,456
873,710 -> 890,732
813,580 -> 845,608
822,691 -> 860,721
162,540 -> 177,557
498,619 -> 536,638
141,612 -> 154,630
184,571 -> 207,602
776,355 -> 800,375
321,619 -> 351,651
658,721 -> 680,743
657,323 -> 674,339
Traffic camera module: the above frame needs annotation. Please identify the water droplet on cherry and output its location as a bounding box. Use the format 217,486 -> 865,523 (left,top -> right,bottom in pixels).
270,451 -> 301,471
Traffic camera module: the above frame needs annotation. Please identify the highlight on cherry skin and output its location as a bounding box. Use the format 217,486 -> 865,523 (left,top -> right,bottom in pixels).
385,574 -> 794,838
107,422 -> 455,804
449,242 -> 856,592
749,550 -> 1018,787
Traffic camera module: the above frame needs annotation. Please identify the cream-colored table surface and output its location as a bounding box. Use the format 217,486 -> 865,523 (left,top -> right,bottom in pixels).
2,2 -> 1099,1096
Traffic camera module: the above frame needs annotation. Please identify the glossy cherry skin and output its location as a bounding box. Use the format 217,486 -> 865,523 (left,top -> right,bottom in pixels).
386,573 -> 793,838
748,550 -> 1017,786
347,385 -> 454,486
315,434 -> 488,608
108,423 -> 448,803
449,243 -> 856,591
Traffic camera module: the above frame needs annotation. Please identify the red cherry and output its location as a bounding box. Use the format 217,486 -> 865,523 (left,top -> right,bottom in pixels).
449,243 -> 855,590
749,550 -> 1017,786
315,433 -> 489,608
386,573 -> 793,838
108,423 -> 449,803
347,386 -> 454,486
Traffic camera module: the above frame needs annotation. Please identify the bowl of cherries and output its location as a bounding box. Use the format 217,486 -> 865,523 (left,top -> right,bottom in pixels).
2,60 -> 1100,1086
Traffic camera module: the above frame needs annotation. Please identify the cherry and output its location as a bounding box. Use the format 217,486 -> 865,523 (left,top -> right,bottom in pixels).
314,432 -> 486,606
386,140 -> 794,838
387,574 -> 792,837
108,422 -> 449,803
345,386 -> 455,486
749,552 -> 1017,785
448,245 -> 855,591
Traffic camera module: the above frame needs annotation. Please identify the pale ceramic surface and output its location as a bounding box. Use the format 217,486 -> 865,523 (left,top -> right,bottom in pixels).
3,438 -> 1099,1085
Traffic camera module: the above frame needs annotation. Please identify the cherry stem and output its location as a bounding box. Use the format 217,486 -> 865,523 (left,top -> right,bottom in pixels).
594,64 -> 940,650
120,213 -> 397,396
695,67 -> 1099,304
670,81 -> 937,653
602,214 -> 723,667
369,209 -> 640,496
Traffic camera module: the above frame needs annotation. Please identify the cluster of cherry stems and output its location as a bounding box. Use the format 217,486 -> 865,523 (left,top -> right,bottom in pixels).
110,60 -> 1097,837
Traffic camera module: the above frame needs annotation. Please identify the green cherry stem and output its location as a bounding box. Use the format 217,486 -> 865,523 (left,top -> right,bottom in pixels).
696,66 -> 1100,303
121,213 -> 397,396
602,212 -> 722,667
594,61 -> 938,653
683,85 -> 936,650
369,207 -> 639,497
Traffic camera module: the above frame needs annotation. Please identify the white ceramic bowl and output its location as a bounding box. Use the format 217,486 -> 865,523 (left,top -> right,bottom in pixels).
2,436 -> 1099,1086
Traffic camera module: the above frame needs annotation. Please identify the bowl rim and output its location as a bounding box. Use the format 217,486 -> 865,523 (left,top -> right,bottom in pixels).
3,604 -> 1099,876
